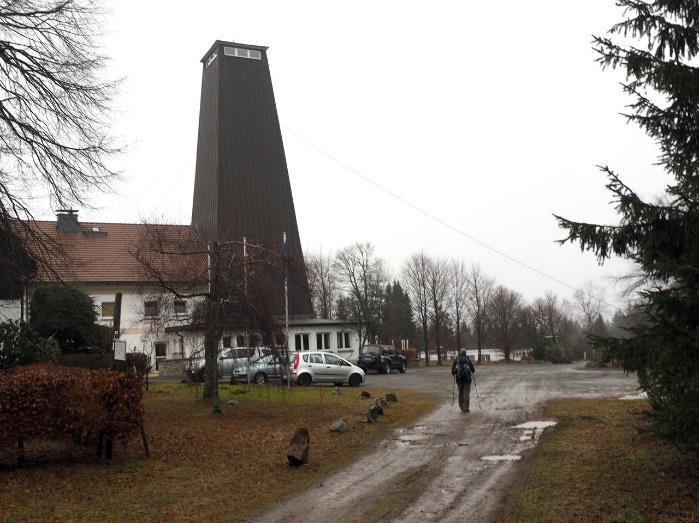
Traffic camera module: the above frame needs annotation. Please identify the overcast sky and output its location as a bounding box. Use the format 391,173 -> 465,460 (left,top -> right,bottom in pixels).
41,1 -> 670,312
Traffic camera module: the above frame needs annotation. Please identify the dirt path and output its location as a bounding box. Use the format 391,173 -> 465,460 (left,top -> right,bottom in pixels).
251,364 -> 638,522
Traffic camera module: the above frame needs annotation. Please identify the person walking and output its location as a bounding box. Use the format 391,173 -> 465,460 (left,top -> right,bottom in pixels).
451,349 -> 476,412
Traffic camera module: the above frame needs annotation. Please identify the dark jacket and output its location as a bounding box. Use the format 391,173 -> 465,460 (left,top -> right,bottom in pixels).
451,354 -> 476,382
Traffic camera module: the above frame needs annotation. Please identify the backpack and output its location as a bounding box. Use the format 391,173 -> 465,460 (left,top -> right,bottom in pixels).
456,358 -> 471,381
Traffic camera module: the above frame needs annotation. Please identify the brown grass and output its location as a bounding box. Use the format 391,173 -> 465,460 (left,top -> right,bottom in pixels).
497,399 -> 698,523
0,382 -> 435,522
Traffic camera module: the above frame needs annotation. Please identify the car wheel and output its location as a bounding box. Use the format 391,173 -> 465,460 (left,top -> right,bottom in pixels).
400,362 -> 407,374
384,362 -> 391,375
348,374 -> 362,387
254,372 -> 267,385
297,373 -> 312,386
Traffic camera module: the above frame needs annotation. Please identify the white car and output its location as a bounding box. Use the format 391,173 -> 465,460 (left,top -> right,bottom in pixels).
292,351 -> 365,387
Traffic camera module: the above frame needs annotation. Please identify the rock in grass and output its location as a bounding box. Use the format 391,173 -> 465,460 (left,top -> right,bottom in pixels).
367,403 -> 382,422
330,418 -> 349,433
373,399 -> 384,415
227,400 -> 238,406
287,428 -> 310,467
386,393 -> 398,402
360,390 -> 371,398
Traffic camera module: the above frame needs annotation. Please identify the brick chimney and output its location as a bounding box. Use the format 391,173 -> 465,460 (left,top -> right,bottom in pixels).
56,210 -> 80,234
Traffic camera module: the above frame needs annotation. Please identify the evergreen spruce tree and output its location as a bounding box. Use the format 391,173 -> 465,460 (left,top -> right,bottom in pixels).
555,1 -> 699,446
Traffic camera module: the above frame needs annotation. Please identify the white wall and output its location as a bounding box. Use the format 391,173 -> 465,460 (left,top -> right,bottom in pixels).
285,325 -> 360,362
0,300 -> 22,322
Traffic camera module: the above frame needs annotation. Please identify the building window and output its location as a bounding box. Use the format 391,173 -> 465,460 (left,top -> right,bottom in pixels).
236,335 -> 245,347
222,336 -> 232,348
316,332 -> 330,350
155,342 -> 167,359
144,301 -> 159,318
174,300 -> 186,315
101,301 -> 115,318
295,333 -> 310,351
337,332 -> 351,349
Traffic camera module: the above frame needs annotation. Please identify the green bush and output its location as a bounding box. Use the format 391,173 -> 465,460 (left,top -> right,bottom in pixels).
0,321 -> 59,371
30,285 -> 97,353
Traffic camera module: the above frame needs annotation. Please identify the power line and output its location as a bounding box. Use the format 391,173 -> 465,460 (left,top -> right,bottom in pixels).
282,124 -> 621,312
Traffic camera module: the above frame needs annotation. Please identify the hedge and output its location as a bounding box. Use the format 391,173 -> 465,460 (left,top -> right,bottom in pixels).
0,364 -> 147,463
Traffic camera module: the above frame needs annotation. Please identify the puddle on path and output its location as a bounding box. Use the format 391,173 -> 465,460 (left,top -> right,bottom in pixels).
394,434 -> 431,442
513,421 -> 557,430
481,455 -> 521,461
620,392 -> 647,400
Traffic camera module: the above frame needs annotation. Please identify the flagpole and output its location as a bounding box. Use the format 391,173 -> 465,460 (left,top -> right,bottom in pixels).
283,232 -> 290,389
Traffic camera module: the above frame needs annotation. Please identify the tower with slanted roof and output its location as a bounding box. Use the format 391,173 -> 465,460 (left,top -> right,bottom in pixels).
191,41 -> 312,317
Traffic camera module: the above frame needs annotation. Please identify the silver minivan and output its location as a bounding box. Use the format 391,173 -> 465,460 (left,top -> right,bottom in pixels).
291,351 -> 365,387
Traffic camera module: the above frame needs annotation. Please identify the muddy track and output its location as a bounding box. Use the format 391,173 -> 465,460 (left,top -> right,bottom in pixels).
251,364 -> 638,522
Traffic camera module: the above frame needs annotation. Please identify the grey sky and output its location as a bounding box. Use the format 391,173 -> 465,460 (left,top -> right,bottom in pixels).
40,1 -> 669,310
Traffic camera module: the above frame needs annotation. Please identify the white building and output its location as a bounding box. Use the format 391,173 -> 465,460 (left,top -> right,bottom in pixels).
0,212 -> 360,373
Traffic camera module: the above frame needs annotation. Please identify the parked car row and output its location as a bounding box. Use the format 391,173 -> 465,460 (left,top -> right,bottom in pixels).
184,347 -> 272,382
184,344 -> 408,385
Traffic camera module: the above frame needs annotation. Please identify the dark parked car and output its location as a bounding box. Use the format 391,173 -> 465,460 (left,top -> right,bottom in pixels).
357,344 -> 407,374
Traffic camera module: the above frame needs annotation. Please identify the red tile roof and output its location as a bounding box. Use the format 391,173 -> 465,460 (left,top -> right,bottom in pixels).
28,220 -> 207,284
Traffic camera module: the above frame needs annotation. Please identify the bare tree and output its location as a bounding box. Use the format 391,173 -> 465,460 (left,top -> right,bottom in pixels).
573,280 -> 607,331
467,264 -> 494,363
334,242 -> 385,348
531,291 -> 570,345
402,252 -> 430,365
0,1 -> 119,278
305,250 -> 336,319
488,286 -> 523,361
426,257 -> 449,365
449,259 -> 469,353
132,223 -> 281,400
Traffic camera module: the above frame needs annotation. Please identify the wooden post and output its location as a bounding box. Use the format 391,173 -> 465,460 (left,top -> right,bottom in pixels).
140,424 -> 150,458
17,438 -> 24,466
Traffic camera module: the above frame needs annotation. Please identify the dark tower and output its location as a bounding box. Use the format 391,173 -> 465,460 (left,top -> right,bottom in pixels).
192,41 -> 312,317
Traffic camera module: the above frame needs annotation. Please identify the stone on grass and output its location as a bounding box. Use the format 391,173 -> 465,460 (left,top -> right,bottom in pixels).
386,393 -> 398,402
367,403 -> 383,422
330,418 -> 349,433
287,428 -> 310,467
360,390 -> 371,398
373,399 -> 384,415
227,400 -> 238,406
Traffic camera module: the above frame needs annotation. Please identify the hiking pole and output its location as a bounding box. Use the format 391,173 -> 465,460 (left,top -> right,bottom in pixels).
452,374 -> 456,407
473,374 -> 482,410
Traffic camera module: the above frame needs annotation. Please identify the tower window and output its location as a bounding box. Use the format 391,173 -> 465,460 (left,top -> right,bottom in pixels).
223,46 -> 262,61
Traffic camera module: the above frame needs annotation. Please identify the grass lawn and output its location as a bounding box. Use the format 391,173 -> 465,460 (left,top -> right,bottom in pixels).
497,399 -> 698,523
0,382 -> 436,522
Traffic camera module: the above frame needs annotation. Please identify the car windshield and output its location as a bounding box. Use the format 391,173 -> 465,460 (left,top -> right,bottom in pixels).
362,346 -> 380,355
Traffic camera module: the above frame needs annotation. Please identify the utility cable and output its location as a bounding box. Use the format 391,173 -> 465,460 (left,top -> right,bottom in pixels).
282,124 -> 620,312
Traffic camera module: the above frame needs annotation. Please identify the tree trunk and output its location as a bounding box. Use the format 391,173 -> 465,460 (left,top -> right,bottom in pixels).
434,300 -> 442,366
203,326 -> 219,399
422,318 -> 429,367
